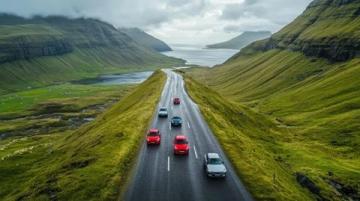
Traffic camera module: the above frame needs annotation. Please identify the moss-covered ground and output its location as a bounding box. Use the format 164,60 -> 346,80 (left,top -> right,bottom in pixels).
0,70 -> 166,200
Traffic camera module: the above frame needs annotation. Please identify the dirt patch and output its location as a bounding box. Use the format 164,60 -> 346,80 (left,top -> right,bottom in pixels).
0,99 -> 119,139
62,157 -> 96,170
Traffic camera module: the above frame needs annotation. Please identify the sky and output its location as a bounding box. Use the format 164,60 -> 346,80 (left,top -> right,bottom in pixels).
0,0 -> 313,46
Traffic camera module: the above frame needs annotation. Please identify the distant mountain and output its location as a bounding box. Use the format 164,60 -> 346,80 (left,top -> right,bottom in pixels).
206,31 -> 271,49
119,27 -> 172,52
0,14 -> 183,94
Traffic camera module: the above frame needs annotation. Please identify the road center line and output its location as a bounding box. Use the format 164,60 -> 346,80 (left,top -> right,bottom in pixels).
167,156 -> 170,172
193,146 -> 198,159
187,122 -> 191,129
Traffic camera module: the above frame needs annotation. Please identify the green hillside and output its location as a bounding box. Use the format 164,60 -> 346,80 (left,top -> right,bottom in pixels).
0,70 -> 166,201
185,0 -> 360,200
0,15 -> 183,94
206,31 -> 271,50
240,0 -> 360,61
119,27 -> 172,52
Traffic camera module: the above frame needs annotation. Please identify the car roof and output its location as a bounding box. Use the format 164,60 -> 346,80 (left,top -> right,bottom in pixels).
175,135 -> 187,140
149,128 -> 159,133
207,153 -> 220,159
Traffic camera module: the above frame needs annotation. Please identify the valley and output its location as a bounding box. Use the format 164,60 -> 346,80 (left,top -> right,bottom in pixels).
0,71 -> 166,200
0,0 -> 359,200
0,14 -> 184,94
181,0 -> 360,200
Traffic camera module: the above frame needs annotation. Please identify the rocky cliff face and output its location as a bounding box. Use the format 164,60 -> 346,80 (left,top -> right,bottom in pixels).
0,35 -> 73,63
261,36 -> 359,62
241,0 -> 360,62
0,16 -> 164,64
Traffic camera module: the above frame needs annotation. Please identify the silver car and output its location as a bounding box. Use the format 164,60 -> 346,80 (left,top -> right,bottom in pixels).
158,107 -> 168,118
204,153 -> 227,178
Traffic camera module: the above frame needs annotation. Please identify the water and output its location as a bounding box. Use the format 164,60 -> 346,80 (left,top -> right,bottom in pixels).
73,71 -> 154,85
162,44 -> 239,67
73,44 -> 238,85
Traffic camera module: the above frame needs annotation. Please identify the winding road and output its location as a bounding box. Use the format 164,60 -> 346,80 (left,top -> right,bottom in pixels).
124,69 -> 254,201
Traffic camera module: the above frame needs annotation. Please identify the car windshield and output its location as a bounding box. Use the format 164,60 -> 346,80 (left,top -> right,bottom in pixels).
175,139 -> 188,144
172,117 -> 181,120
148,131 -> 159,136
160,108 -> 167,111
209,158 -> 222,164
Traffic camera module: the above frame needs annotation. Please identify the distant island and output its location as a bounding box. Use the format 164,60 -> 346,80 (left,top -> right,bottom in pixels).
207,31 -> 271,50
119,27 -> 172,52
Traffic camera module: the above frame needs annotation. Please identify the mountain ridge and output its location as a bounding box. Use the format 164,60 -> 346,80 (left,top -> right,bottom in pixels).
0,14 -> 184,94
118,27 -> 172,52
185,0 -> 360,200
206,31 -> 271,50
237,0 -> 360,61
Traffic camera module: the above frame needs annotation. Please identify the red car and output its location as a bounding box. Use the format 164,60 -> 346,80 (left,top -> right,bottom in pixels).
147,129 -> 161,145
173,135 -> 189,155
173,97 -> 181,105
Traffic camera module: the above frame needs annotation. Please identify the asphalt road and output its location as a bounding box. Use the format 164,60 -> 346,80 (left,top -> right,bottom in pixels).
124,69 -> 254,201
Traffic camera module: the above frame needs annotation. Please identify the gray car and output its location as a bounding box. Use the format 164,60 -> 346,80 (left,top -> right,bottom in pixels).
204,153 -> 227,178
158,107 -> 168,118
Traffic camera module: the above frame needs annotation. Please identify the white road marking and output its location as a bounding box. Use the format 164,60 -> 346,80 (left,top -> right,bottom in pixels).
187,122 -> 191,129
169,123 -> 171,131
167,156 -> 170,172
193,146 -> 198,159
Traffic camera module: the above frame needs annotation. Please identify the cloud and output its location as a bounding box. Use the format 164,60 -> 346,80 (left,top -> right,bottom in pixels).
220,4 -> 245,21
0,0 -> 313,45
221,0 -> 311,25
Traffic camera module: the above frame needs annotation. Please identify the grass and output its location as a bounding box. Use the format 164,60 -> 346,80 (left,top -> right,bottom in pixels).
275,0 -> 360,41
184,75 -> 315,200
183,3 -> 360,197
0,82 -> 134,139
184,49 -> 360,200
0,16 -> 184,94
0,47 -> 181,94
0,83 -> 133,116
0,70 -> 166,200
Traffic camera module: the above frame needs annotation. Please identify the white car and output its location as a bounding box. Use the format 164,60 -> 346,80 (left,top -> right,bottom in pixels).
204,153 -> 227,178
158,107 -> 168,118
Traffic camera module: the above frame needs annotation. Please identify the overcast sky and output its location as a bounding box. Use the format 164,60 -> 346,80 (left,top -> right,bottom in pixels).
0,0 -> 312,46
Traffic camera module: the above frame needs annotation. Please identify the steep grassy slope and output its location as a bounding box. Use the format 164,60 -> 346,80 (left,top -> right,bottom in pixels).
119,27 -> 172,52
0,15 -> 183,94
185,0 -> 360,200
186,54 -> 360,200
184,75 -> 316,200
206,31 -> 271,50
241,0 -> 360,61
0,71 -> 166,201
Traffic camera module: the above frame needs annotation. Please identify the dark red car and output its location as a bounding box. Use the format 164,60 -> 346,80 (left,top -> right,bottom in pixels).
173,135 -> 189,155
173,97 -> 180,105
147,128 -> 161,145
